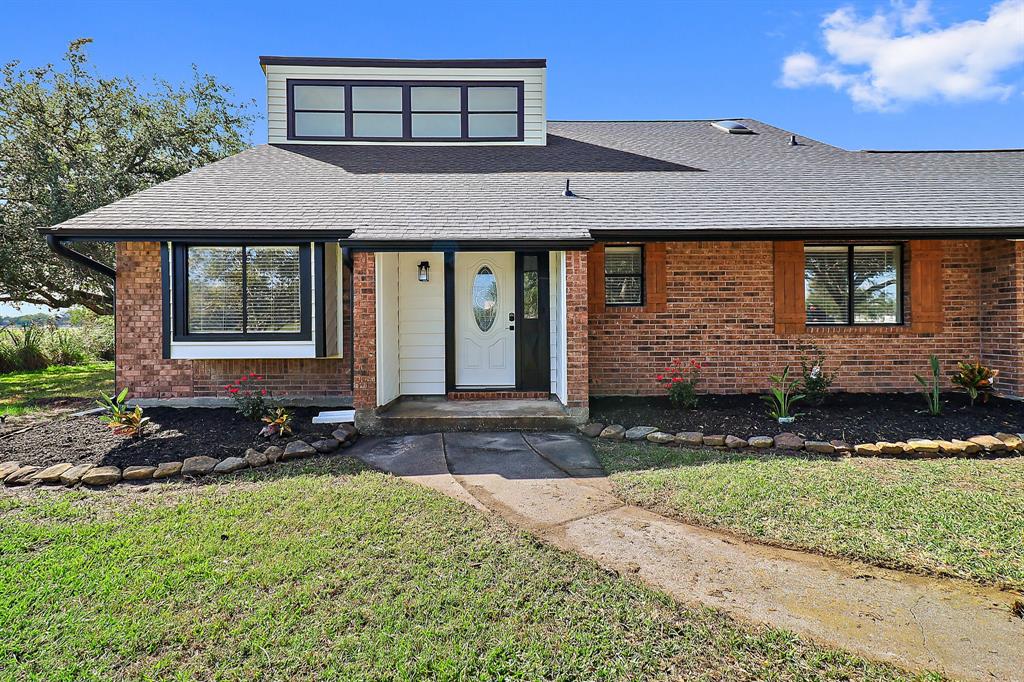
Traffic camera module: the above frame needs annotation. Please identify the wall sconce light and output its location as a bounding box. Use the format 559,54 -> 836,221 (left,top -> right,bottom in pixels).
418,261 -> 430,282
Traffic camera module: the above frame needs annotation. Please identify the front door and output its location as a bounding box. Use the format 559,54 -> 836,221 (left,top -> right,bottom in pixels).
455,252 -> 516,387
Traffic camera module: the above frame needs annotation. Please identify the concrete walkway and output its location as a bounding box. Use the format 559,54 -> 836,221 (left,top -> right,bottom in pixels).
349,432 -> 1024,681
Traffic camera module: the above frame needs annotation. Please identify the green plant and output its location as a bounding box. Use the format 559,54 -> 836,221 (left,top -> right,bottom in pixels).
45,328 -> 90,366
0,342 -> 16,373
261,407 -> 294,438
798,346 -> 836,406
96,387 -> 150,437
225,374 -> 272,420
914,355 -> 943,416
5,326 -> 49,371
762,366 -> 804,420
656,359 -> 702,410
950,360 -> 998,406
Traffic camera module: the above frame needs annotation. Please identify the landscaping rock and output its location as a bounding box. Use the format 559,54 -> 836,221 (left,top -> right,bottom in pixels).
214,457 -> 248,474
123,465 -> 157,481
876,442 -> 904,456
264,446 -> 284,463
332,424 -> 358,442
907,439 -> 941,455
29,463 -> 72,483
181,456 -> 219,476
967,435 -> 1007,452
81,466 -> 121,486
854,443 -> 881,456
646,431 -> 675,444
725,435 -> 748,449
625,426 -> 658,441
994,433 -> 1024,452
283,440 -> 317,460
804,440 -> 835,454
934,440 -> 960,455
830,440 -> 852,454
674,432 -> 704,446
773,433 -> 804,450
60,463 -> 94,485
312,438 -> 341,454
748,436 -> 774,449
0,461 -> 21,480
5,465 -> 39,485
580,423 -> 605,438
702,435 -> 727,447
244,448 -> 268,468
153,461 -> 183,479
599,425 -> 626,440
951,439 -> 982,455
894,442 -> 911,455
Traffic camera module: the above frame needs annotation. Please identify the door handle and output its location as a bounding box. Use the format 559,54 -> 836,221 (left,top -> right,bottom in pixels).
509,325 -> 515,331
508,312 -> 516,322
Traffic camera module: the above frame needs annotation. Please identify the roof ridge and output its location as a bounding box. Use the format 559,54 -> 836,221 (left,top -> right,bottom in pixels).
861,148 -> 1024,154
549,118 -> 752,123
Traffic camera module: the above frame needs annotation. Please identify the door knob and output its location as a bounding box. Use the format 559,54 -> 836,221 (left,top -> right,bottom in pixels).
508,312 -> 516,321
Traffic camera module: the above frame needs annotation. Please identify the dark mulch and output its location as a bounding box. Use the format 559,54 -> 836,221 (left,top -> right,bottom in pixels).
0,407 -> 338,469
589,393 -> 1024,444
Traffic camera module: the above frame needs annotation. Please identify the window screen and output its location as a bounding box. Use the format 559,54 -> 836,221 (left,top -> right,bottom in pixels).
605,246 -> 643,306
805,245 -> 901,325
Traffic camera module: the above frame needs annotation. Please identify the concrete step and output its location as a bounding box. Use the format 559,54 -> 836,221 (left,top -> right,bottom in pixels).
368,398 -> 578,435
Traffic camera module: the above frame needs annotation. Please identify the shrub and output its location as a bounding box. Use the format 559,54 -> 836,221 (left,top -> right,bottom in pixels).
224,373 -> 272,420
97,387 -> 150,438
45,328 -> 91,366
0,342 -> 16,373
950,360 -> 998,406
260,407 -> 294,438
798,345 -> 836,406
5,327 -> 49,371
656,359 -> 701,410
914,355 -> 943,416
762,366 -> 804,420
77,312 -> 115,361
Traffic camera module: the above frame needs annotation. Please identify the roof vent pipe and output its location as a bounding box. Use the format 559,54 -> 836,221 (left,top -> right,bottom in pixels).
562,178 -> 575,197
789,135 -> 799,146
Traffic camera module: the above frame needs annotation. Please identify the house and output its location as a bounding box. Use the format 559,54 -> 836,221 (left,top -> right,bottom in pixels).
42,56 -> 1024,432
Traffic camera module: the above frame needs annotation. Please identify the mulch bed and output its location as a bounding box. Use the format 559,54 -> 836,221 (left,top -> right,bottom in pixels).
0,407 -> 337,469
589,393 -> 1024,444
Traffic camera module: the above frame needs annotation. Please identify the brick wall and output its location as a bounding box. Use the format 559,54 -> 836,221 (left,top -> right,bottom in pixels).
115,242 -> 351,401
564,249 -> 589,409
587,239 -> 1019,397
980,240 -> 1024,397
351,251 -> 377,411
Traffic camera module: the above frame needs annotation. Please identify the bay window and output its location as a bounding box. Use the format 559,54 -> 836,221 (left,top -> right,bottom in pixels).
805,245 -> 902,325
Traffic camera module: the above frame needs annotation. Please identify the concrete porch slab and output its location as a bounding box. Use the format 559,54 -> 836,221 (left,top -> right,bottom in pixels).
367,397 -> 577,435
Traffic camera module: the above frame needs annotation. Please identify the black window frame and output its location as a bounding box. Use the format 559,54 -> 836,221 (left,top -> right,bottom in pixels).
604,244 -> 645,307
804,243 -> 904,326
286,79 -> 525,142
172,243 -> 313,342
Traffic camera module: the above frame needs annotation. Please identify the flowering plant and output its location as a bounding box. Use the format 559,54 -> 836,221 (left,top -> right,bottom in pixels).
799,346 -> 836,406
656,358 -> 701,410
223,373 -> 272,421
260,407 -> 294,438
950,360 -> 998,406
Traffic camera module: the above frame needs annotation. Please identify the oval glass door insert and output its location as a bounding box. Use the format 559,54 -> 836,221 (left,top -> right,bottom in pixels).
472,266 -> 498,332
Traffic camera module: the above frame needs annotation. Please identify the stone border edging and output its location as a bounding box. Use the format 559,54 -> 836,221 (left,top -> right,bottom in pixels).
581,423 -> 1024,458
0,424 -> 359,488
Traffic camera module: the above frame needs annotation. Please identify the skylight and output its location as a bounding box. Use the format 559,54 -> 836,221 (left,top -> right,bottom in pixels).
712,120 -> 754,134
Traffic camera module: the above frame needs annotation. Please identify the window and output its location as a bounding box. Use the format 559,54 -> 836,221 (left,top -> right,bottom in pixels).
472,266 -> 498,332
605,245 -> 644,306
805,245 -> 901,325
522,254 -> 539,319
174,244 -> 312,340
288,79 -> 523,141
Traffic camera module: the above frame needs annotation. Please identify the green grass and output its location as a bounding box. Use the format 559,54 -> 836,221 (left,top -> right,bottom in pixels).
596,442 -> 1024,590
0,362 -> 114,417
0,458 -> 926,681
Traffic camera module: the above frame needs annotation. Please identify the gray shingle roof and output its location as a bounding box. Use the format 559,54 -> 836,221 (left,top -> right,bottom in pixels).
44,119 -> 1024,242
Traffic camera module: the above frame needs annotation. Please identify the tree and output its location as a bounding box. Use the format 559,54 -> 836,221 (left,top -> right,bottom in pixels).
0,38 -> 254,314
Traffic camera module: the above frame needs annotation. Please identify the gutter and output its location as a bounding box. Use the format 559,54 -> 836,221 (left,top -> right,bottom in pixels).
45,234 -> 116,280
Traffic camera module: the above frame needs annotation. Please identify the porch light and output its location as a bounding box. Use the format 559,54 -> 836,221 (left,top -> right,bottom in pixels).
418,260 -> 430,282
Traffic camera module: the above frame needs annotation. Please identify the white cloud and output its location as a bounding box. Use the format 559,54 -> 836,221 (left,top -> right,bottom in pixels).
780,0 -> 1024,110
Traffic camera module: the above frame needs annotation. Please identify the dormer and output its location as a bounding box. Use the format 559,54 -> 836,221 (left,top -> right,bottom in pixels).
260,56 -> 547,146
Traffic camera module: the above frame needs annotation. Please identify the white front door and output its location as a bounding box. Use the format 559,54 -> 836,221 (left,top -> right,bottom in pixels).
455,252 -> 516,387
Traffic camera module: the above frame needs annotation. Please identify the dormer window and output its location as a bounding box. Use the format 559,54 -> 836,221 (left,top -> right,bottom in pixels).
287,80 -> 524,142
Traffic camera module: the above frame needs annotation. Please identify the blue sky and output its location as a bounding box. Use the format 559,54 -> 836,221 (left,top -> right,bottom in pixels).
3,0 -> 1022,315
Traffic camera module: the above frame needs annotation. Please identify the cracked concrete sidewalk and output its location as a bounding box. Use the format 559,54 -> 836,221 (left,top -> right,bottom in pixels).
350,431 -> 1024,681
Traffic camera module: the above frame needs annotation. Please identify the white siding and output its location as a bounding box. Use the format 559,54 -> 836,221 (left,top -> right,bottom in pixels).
398,252 -> 446,395
550,251 -> 568,404
265,64 -> 546,146
375,253 -> 401,406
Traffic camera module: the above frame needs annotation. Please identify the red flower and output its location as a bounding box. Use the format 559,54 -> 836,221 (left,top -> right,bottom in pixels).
254,374 -> 263,380
229,387 -> 239,394
672,377 -> 682,383
261,389 -> 267,396
249,373 -> 258,379
656,374 -> 664,381
223,385 -> 231,391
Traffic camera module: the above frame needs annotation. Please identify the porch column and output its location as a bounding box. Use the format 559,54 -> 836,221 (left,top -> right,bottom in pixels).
980,239 -> 1024,398
352,251 -> 378,418
565,249 -> 590,421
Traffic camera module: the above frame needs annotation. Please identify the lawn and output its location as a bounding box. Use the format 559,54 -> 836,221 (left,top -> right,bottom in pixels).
596,442 -> 1024,590
0,457 -> 925,681
0,362 -> 114,417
